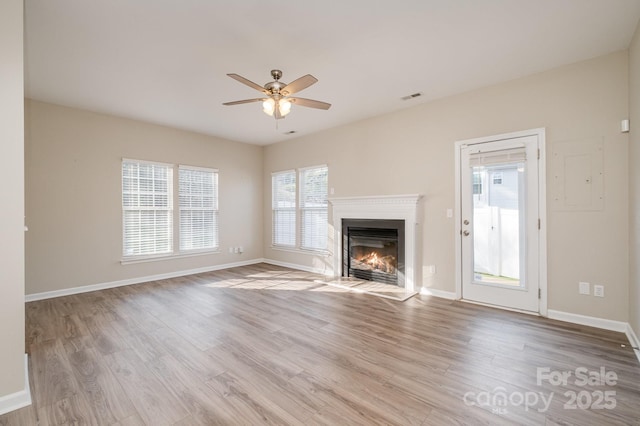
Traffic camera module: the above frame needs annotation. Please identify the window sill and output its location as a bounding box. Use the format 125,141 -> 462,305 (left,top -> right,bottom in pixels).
270,245 -> 330,257
121,249 -> 221,265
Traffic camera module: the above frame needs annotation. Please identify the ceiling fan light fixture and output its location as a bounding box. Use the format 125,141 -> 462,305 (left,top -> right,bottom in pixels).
224,70 -> 330,121
262,98 -> 275,116
279,99 -> 292,116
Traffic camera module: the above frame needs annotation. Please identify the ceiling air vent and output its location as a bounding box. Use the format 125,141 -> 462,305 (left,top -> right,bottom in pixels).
401,92 -> 422,101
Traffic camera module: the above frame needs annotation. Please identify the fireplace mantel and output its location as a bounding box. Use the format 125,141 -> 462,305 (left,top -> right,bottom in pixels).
330,194 -> 422,292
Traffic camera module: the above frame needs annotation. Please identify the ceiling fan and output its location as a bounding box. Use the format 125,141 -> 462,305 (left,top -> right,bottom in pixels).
223,69 -> 331,119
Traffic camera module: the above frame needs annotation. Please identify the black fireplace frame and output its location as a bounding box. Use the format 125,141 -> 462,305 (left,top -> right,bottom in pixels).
342,218 -> 405,287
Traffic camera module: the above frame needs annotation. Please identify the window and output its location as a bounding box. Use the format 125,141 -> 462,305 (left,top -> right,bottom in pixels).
300,166 -> 328,251
122,159 -> 219,260
472,171 -> 483,195
272,170 -> 296,247
272,165 -> 328,252
179,166 -> 219,251
492,172 -> 503,185
122,160 -> 173,257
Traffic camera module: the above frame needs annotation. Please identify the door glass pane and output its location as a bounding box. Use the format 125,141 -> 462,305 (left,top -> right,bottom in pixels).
472,162 -> 525,287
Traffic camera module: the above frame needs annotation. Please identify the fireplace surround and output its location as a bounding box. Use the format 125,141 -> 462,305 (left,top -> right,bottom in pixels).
330,194 -> 422,292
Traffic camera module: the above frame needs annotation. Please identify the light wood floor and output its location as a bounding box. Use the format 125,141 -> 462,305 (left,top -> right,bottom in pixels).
1,263 -> 639,425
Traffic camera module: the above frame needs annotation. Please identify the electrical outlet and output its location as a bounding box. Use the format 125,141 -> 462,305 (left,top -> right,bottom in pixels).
239,246 -> 244,253
579,281 -> 590,295
594,285 -> 604,297
228,247 -> 233,253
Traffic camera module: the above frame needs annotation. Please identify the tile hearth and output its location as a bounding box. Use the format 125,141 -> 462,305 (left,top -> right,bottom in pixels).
316,277 -> 418,302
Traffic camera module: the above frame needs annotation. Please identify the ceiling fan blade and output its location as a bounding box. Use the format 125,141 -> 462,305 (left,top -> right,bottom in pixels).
281,74 -> 318,95
222,98 -> 265,106
227,74 -> 267,93
290,97 -> 331,110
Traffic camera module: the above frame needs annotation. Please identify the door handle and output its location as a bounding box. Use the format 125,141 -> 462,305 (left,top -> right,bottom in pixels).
463,230 -> 470,236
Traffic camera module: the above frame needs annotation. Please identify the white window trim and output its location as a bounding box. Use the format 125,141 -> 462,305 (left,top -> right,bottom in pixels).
299,164 -> 329,253
179,164 -> 219,174
270,245 -> 331,256
298,164 -> 327,173
121,159 -> 221,263
122,159 -> 174,258
178,164 -> 220,253
121,248 -> 220,265
270,165 -> 329,255
123,157 -> 174,167
271,169 -> 297,249
122,246 -> 222,263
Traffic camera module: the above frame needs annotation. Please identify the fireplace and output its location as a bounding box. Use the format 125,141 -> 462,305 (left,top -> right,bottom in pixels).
331,194 -> 421,292
342,219 -> 405,287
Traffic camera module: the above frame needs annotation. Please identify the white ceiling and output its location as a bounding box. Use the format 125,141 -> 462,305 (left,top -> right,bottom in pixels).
24,1 -> 640,145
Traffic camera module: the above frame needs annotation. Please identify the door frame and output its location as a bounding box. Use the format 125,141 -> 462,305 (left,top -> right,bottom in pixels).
454,128 -> 548,316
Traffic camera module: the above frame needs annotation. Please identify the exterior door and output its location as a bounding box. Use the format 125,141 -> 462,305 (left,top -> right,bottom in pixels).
460,134 -> 540,312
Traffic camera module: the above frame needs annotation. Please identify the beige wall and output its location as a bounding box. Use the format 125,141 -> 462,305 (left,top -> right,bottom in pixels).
264,51 -> 630,322
22,46 -> 635,324
25,100 -> 263,295
0,0 -> 26,400
629,21 -> 640,337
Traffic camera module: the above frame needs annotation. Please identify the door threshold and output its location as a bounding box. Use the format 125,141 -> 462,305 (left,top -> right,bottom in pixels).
460,298 -> 540,316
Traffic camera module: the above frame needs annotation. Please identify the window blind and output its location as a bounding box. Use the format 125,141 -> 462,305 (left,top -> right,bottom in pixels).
272,170 -> 296,247
122,160 -> 173,257
299,165 -> 328,251
469,147 -> 526,167
179,166 -> 219,251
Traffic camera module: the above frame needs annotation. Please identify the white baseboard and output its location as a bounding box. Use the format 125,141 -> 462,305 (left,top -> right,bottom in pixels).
0,354 -> 31,416
547,309 -> 628,333
262,258 -> 333,276
626,323 -> 640,365
420,287 -> 457,300
489,309 -> 639,366
25,259 -> 264,302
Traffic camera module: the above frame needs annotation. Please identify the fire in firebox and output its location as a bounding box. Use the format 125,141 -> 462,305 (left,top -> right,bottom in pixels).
352,251 -> 397,274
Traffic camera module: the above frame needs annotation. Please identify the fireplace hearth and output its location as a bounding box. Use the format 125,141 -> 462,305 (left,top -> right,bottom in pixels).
342,219 -> 405,287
